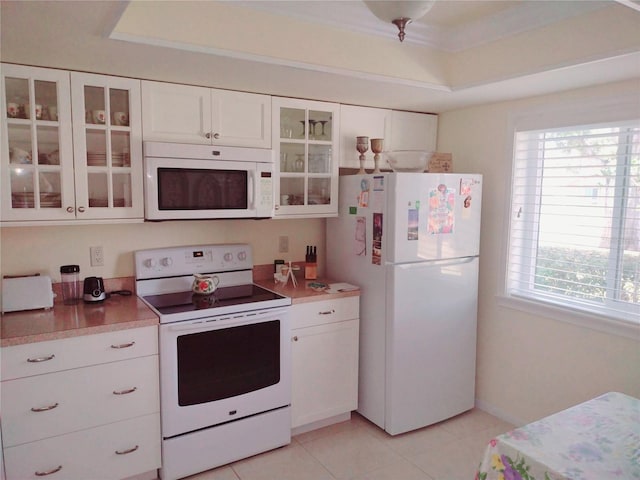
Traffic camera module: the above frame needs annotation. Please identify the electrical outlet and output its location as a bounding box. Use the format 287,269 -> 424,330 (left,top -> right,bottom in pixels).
90,246 -> 104,267
278,235 -> 289,253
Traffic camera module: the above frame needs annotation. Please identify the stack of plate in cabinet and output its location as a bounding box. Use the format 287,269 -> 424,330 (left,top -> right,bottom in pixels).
111,152 -> 128,167
87,152 -> 106,166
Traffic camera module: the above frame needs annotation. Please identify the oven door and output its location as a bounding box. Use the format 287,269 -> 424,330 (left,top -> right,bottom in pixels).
159,307 -> 291,438
144,156 -> 274,220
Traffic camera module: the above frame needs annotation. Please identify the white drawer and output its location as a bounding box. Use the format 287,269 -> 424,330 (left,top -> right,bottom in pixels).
2,355 -> 159,447
1,326 -> 158,380
3,413 -> 161,480
292,296 -> 359,329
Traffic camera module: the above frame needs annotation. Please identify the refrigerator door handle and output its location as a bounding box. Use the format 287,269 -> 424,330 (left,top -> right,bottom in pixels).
396,256 -> 477,269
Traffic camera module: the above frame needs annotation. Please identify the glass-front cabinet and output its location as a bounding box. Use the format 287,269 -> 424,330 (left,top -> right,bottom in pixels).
272,98 -> 340,217
70,72 -> 143,219
1,65 -> 143,224
1,64 -> 74,222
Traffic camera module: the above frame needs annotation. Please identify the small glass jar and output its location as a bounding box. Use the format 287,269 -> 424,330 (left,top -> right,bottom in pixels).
60,264 -> 80,305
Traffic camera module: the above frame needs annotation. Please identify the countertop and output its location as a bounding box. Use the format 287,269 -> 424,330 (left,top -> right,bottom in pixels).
1,294 -> 158,347
255,278 -> 360,304
1,276 -> 359,347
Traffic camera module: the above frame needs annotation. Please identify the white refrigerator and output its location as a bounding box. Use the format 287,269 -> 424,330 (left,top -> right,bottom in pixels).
327,172 -> 482,435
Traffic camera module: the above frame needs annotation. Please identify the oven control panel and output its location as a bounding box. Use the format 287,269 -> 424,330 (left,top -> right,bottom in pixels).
134,244 -> 253,279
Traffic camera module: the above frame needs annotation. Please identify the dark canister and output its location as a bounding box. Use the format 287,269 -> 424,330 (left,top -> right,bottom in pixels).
83,276 -> 107,303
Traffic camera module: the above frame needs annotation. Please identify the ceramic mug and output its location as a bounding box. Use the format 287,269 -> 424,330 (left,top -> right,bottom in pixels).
192,274 -> 220,295
34,104 -> 43,120
92,109 -> 106,124
113,111 -> 129,126
7,102 -> 19,118
9,147 -> 31,164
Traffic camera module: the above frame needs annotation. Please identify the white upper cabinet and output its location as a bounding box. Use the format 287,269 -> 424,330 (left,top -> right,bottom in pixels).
339,104 -> 391,170
272,97 -> 340,218
339,106 -> 438,170
388,110 -> 438,152
1,65 -> 144,224
70,72 -> 144,220
141,81 -> 271,148
1,64 -> 74,222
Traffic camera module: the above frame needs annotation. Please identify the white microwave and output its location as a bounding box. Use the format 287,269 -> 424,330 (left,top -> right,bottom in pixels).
143,142 -> 274,220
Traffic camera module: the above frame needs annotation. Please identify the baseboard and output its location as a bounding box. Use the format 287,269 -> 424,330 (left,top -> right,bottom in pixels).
123,470 -> 158,480
291,412 -> 352,436
475,398 -> 525,427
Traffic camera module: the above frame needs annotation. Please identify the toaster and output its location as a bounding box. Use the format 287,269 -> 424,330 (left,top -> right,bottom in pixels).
2,275 -> 55,313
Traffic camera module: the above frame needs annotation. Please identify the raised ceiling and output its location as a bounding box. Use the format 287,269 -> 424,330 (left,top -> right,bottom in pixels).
1,1 -> 639,113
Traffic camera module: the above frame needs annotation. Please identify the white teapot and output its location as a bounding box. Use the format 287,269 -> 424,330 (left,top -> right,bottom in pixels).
192,273 -> 220,295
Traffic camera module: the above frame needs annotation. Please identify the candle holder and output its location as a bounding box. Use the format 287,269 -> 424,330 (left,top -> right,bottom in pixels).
356,136 -> 369,174
371,138 -> 384,173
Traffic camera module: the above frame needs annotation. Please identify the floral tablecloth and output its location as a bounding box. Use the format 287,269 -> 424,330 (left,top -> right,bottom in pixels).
476,392 -> 640,480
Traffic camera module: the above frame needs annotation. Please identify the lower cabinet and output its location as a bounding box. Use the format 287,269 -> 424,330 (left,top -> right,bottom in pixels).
0,326 -> 161,480
3,414 -> 160,480
290,296 -> 359,430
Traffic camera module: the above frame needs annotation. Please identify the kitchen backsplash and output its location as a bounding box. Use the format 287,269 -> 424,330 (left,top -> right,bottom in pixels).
0,218 -> 325,283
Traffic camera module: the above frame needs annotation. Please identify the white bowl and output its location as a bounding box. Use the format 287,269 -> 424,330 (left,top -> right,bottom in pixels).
384,150 -> 433,172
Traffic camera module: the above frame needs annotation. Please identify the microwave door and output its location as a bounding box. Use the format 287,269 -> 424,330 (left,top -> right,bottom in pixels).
145,157 -> 260,220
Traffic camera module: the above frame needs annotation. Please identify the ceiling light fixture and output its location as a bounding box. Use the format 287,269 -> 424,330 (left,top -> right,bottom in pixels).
363,0 -> 436,42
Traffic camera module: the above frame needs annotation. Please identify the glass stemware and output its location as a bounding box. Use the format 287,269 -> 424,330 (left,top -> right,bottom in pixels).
370,138 -> 384,173
299,120 -> 306,138
319,120 -> 328,139
308,120 -> 317,140
356,136 -> 369,174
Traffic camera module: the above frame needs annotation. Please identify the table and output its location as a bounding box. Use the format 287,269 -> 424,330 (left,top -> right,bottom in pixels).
476,392 -> 640,480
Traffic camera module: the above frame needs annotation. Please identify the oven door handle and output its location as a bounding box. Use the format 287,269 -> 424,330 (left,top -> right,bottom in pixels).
163,309 -> 288,333
165,322 -> 219,333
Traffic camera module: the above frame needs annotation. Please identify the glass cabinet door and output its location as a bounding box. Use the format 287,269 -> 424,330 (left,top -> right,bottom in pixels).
71,73 -> 142,219
1,65 -> 74,221
273,99 -> 339,217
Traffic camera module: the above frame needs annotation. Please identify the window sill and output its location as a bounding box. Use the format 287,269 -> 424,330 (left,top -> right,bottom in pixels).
496,295 -> 640,341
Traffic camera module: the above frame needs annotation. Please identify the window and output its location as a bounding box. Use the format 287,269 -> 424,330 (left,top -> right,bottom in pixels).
505,119 -> 639,327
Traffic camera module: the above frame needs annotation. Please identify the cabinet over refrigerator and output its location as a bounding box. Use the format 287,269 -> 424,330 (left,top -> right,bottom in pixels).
327,172 -> 482,435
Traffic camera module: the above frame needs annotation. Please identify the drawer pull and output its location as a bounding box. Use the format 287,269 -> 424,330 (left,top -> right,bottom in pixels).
110,341 -> 135,349
318,309 -> 336,315
35,465 -> 62,476
27,354 -> 55,363
113,387 -> 137,395
115,445 -> 139,455
31,402 -> 59,412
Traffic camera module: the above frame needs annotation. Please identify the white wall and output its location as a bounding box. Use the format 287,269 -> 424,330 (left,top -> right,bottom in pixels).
437,78 -> 640,425
0,219 -> 324,283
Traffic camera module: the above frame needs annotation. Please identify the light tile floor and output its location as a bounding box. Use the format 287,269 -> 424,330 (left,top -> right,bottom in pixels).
186,409 -> 515,480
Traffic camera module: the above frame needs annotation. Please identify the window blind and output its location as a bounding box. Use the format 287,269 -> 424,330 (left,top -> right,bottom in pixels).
506,120 -> 640,324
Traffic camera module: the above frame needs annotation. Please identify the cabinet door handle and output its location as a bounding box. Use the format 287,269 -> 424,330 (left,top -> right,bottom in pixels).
66,206 -> 74,213
213,132 -> 220,139
110,341 -> 135,349
35,465 -> 62,476
113,387 -> 137,395
319,309 -> 336,315
31,402 -> 59,412
77,206 -> 85,213
292,336 -> 299,342
115,445 -> 139,455
27,354 -> 55,363
205,132 -> 211,139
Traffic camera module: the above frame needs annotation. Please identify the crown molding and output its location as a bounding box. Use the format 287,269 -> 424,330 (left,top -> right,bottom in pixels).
232,1 -> 611,52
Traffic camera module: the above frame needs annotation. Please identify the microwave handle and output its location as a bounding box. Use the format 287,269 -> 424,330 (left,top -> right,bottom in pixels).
248,169 -> 255,210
